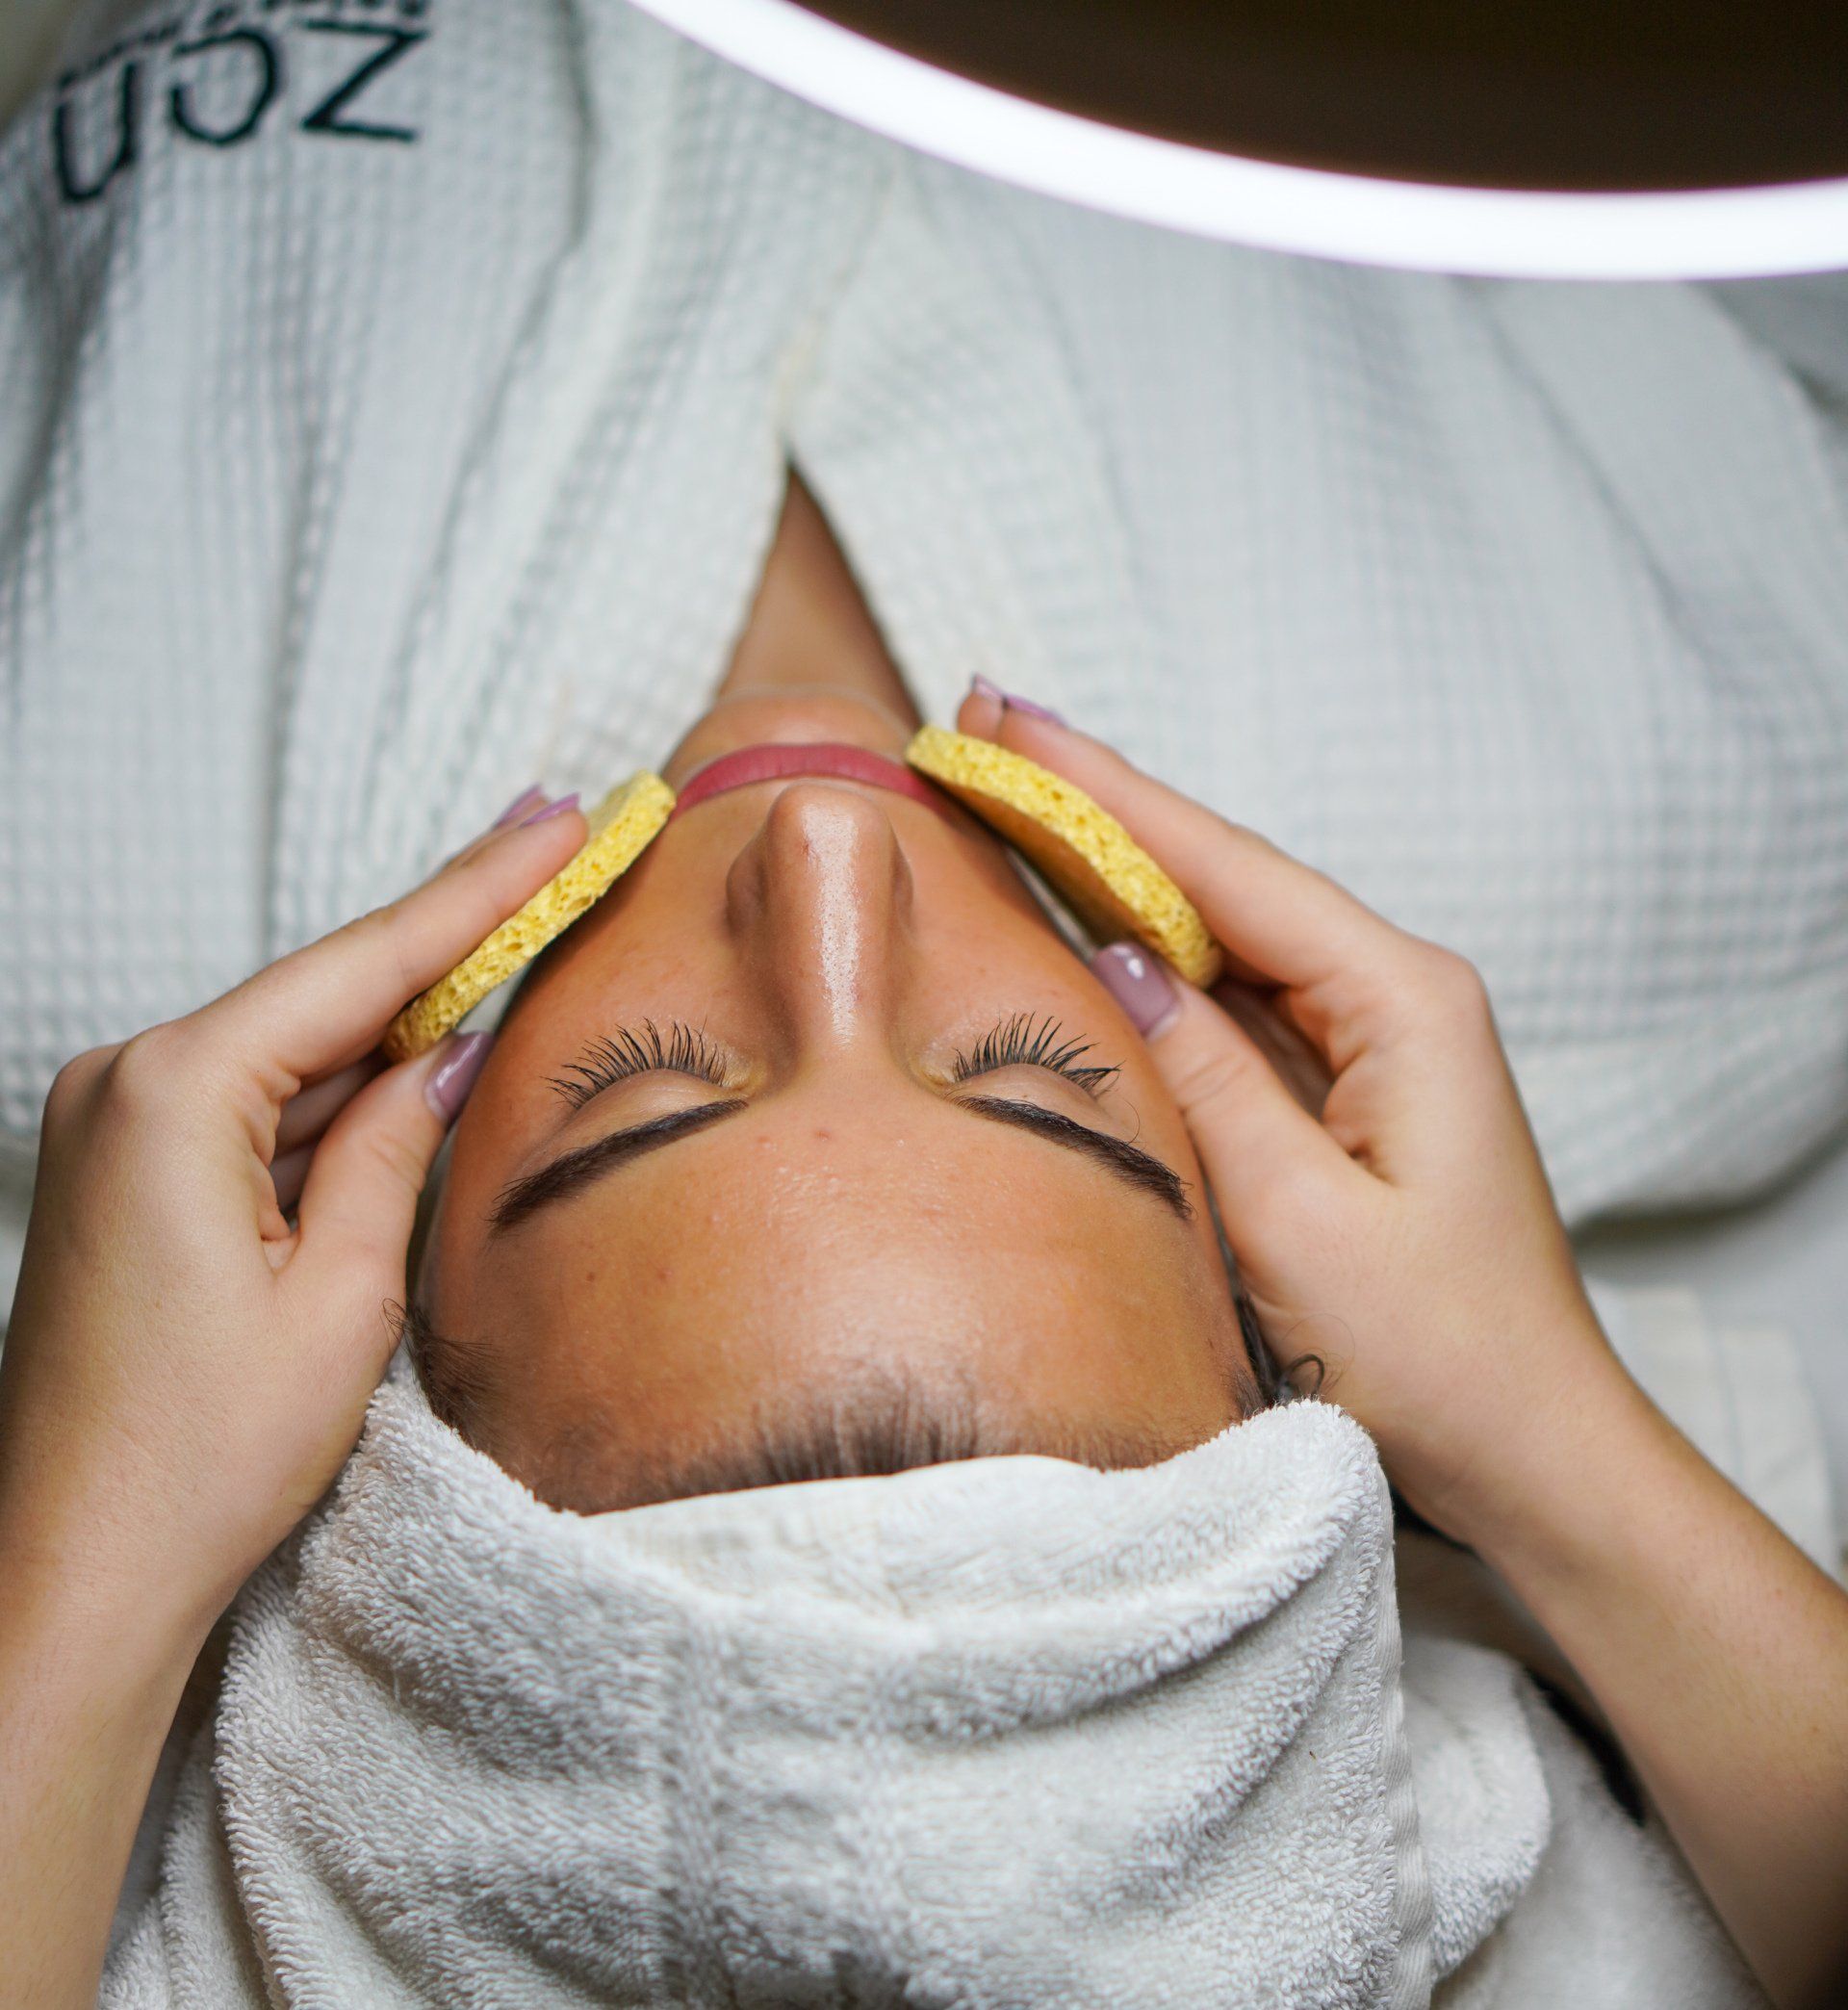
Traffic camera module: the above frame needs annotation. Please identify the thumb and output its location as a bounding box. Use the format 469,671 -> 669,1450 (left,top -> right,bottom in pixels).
1090,943 -> 1356,1242
291,1032 -> 493,1311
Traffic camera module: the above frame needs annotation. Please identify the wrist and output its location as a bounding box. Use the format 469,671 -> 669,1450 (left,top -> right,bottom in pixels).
0,1482 -> 210,2010
0,1480 -> 221,1690
1412,1324 -> 1667,1569
1450,1353 -> 1679,1588
1,1569 -> 200,1740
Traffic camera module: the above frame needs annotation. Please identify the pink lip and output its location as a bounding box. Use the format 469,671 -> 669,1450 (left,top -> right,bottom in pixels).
669,742 -> 954,823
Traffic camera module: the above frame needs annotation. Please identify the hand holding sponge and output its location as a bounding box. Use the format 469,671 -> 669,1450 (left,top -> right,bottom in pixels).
904,726 -> 1221,988
382,774 -> 675,1061
382,730 -> 1219,1059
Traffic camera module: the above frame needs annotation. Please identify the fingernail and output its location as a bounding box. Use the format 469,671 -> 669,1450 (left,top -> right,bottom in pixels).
1091,941 -> 1179,1038
490,785 -> 548,829
968,674 -> 1005,708
1002,691 -> 1065,726
520,791 -> 579,826
426,1032 -> 494,1122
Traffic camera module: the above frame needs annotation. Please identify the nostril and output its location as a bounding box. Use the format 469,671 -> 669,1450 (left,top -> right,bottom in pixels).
747,784 -> 914,1041
759,782 -> 910,889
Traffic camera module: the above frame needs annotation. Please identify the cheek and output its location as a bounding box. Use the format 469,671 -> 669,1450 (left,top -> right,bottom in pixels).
912,877 -> 1071,975
418,1077 -> 520,1319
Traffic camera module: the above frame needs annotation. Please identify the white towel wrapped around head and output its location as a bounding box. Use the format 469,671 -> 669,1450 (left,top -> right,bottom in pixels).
105,1366 -> 1757,2007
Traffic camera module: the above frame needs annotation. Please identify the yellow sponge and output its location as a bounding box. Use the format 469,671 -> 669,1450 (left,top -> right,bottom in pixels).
905,726 -> 1222,987
384,773 -> 676,1062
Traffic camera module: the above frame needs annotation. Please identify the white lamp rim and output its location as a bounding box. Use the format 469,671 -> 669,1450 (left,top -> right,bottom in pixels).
629,0 -> 1848,280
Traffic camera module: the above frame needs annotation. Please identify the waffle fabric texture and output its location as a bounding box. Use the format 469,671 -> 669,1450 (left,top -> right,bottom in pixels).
4,0 -> 1848,1283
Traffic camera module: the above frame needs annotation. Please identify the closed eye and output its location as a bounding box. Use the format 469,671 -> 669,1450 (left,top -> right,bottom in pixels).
552,1013 -> 1120,1116
550,1021 -> 735,1110
948,1012 -> 1119,1098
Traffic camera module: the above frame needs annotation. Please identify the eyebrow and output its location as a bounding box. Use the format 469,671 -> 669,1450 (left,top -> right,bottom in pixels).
957,1095 -> 1193,1219
489,1093 -> 1193,1233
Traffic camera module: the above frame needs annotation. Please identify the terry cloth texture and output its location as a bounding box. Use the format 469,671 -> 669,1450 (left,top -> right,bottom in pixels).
5,1 -> 1848,1298
99,1372 -> 1758,2007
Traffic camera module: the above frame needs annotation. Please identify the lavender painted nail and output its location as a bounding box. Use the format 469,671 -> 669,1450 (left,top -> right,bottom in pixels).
1003,691 -> 1066,726
426,1032 -> 494,1122
490,785 -> 548,829
1091,941 -> 1180,1039
968,674 -> 1005,708
520,791 -> 580,826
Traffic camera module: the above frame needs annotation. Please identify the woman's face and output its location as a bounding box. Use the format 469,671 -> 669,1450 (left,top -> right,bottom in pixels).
422,689 -> 1248,1508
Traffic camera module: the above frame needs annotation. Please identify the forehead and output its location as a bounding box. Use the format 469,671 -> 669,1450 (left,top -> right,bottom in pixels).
439,1104 -> 1231,1428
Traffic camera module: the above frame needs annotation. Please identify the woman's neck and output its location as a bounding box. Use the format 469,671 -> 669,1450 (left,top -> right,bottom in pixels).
713,471 -> 922,731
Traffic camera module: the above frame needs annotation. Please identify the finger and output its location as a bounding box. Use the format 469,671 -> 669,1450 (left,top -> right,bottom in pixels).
186,805 -> 583,1084
291,1032 -> 495,1309
275,1057 -> 384,1154
1090,941 -> 1358,1238
1212,977 -> 1333,1120
437,785 -> 557,870
270,1143 -> 316,1216
954,689 -> 1428,1055
459,786 -> 549,856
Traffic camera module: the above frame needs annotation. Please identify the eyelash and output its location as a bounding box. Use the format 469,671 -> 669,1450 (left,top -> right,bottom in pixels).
551,1012 -> 1120,1110
948,1013 -> 1119,1097
550,1020 -> 732,1109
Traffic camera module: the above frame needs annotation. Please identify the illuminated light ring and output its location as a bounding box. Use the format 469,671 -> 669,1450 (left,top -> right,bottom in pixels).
629,0 -> 1848,280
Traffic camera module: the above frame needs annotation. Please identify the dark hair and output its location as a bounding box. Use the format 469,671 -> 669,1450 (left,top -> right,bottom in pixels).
1214,1210 -> 1322,1408
398,1257 -> 1296,1514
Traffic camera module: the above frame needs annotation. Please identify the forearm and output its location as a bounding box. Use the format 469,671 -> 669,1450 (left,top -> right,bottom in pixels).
1461,1356 -> 1848,2010
0,1524 -> 205,2008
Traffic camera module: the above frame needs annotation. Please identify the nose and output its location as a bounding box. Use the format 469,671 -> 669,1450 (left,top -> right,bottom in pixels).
728,782 -> 915,1056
